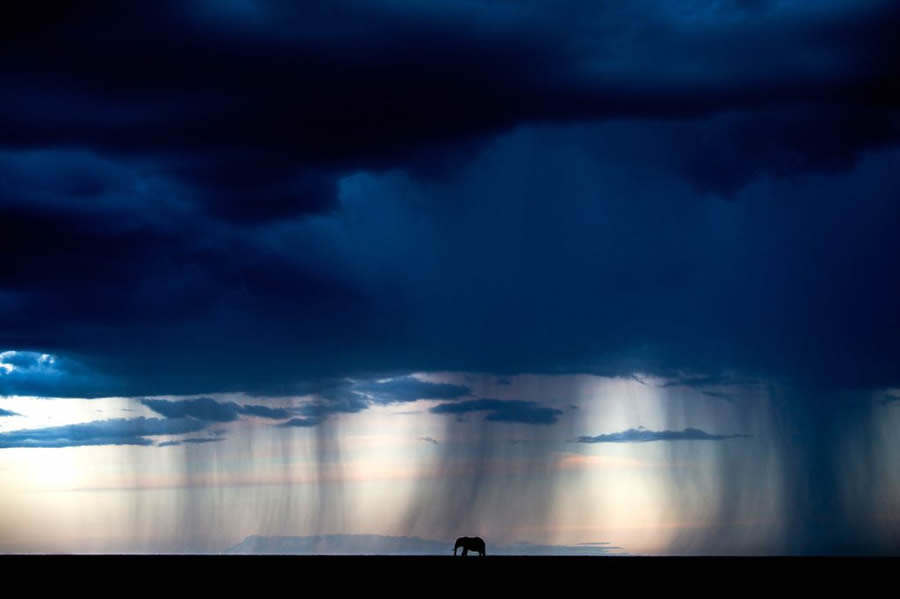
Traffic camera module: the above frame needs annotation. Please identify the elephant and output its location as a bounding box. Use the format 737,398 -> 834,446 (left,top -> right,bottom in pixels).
453,536 -> 486,556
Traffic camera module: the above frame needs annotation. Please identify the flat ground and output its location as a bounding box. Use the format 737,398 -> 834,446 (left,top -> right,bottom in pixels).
2,555 -> 892,592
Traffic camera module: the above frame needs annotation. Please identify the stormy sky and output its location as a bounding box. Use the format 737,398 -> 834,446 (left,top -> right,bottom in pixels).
1,1 -> 899,555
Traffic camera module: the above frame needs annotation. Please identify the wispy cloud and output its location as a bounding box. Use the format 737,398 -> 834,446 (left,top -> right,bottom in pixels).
140,397 -> 290,422
157,437 -> 225,448
235,404 -> 291,419
576,427 -> 748,443
660,373 -> 760,391
431,398 -> 563,425
417,436 -> 439,445
0,417 -> 208,448
141,397 -> 239,421
278,417 -> 320,428
701,390 -> 738,402
276,389 -> 371,428
355,376 -> 470,403
0,407 -> 19,417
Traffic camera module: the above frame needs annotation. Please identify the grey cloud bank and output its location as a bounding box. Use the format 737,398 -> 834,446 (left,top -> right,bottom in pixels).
577,427 -> 749,443
225,534 -> 621,555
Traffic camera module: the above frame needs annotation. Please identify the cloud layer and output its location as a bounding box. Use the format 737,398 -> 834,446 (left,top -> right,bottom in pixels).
140,397 -> 290,422
0,417 -> 208,448
576,427 -> 749,443
431,399 -> 563,425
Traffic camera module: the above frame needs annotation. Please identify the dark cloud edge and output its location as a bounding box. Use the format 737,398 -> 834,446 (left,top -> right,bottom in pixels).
575,427 -> 750,443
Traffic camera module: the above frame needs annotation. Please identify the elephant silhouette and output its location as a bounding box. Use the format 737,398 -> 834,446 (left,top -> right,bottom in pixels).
453,536 -> 486,556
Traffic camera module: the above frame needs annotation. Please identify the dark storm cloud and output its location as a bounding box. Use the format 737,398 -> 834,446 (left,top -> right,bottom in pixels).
1,1 -> 898,230
140,398 -> 290,422
430,399 -> 563,425
2,1 -> 897,161
0,417 -> 208,449
4,137 -> 900,397
662,106 -> 900,196
0,0 -> 898,399
165,153 -> 338,224
576,427 -> 749,443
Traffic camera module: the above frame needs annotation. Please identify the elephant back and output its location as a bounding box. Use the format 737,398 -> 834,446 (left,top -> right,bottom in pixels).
453,536 -> 486,554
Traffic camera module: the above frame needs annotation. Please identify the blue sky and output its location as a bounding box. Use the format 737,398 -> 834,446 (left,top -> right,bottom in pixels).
1,0 -> 899,554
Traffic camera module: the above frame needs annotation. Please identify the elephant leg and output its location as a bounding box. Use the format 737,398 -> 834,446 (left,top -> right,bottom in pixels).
462,548 -> 468,556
